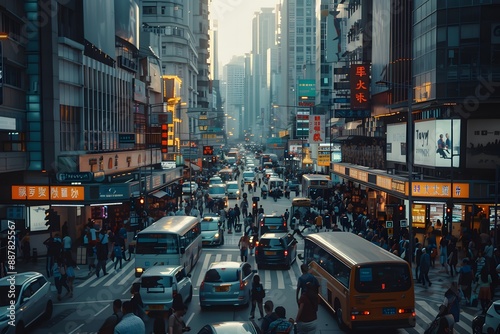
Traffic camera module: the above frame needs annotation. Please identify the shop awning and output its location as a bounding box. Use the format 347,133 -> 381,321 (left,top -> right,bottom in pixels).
151,190 -> 168,199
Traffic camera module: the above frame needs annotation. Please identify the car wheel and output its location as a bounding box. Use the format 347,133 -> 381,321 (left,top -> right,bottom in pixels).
186,286 -> 193,303
44,300 -> 53,320
15,321 -> 25,334
334,300 -> 345,329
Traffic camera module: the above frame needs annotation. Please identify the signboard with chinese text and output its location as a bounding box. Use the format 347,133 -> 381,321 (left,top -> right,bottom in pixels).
12,185 -> 85,201
334,109 -> 371,118
411,182 -> 469,198
308,115 -> 325,144
350,64 -> 370,110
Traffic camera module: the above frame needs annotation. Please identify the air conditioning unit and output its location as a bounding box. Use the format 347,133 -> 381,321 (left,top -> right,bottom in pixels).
387,168 -> 396,175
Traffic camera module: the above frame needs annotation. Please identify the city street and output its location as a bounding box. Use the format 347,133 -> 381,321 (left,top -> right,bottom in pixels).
13,188 -> 486,334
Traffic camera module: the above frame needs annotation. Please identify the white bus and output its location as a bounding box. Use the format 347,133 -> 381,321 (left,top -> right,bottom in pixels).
301,174 -> 332,201
135,216 -> 202,277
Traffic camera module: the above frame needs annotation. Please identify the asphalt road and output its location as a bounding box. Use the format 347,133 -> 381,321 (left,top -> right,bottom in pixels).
17,174 -> 485,334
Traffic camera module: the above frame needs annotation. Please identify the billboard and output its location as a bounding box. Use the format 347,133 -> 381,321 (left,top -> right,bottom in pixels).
386,123 -> 407,163
350,64 -> 370,110
309,115 -> 325,144
115,0 -> 140,48
466,119 -> 500,169
414,119 -> 461,167
83,0 -> 115,57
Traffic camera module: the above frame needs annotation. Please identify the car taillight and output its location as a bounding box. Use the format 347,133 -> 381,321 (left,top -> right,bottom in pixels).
239,280 -> 245,290
200,281 -> 205,290
284,250 -> 288,256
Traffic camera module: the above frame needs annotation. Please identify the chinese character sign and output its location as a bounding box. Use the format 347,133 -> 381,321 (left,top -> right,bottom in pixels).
350,64 -> 370,110
308,115 -> 325,144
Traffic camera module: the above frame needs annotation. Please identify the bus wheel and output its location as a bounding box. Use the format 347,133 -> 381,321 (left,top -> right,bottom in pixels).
334,300 -> 345,329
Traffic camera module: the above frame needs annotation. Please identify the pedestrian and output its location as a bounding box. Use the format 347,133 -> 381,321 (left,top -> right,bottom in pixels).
296,264 -> 319,302
475,265 -> 492,313
114,300 -> 145,334
44,233 -> 62,278
440,233 -> 449,274
65,253 -> 76,298
95,240 -> 109,278
267,306 -> 293,334
420,248 -> 432,287
130,284 -> 146,320
284,209 -> 290,225
238,233 -> 250,262
443,281 -> 461,326
20,232 -> 31,262
293,282 -> 318,334
448,237 -> 459,277
97,299 -> 123,334
234,204 -> 241,224
260,300 -> 278,334
340,213 -> 349,232
168,304 -> 190,334
113,240 -> 123,271
62,232 -> 72,258
241,199 -> 249,219
458,258 -> 474,305
53,255 -> 71,301
250,274 -> 265,320
414,243 -> 423,283
314,214 -> 323,232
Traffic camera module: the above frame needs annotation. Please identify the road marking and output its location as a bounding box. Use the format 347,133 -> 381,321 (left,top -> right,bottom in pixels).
55,299 -> 115,306
104,260 -> 135,287
263,270 -> 271,290
68,324 -> 84,334
95,303 -> 110,316
277,270 -> 285,289
197,253 -> 213,287
118,266 -> 136,286
185,311 -> 195,326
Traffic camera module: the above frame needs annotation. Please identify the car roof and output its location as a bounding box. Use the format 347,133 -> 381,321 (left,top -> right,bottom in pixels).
208,261 -> 245,269
260,232 -> 288,239
0,272 -> 44,286
202,216 -> 221,222
141,265 -> 183,277
210,176 -> 222,180
205,321 -> 257,334
209,184 -> 226,188
226,181 -> 238,185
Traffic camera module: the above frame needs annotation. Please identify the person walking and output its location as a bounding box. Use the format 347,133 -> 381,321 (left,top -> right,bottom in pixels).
475,265 -> 492,313
249,274 -> 265,320
65,254 -> 76,298
294,282 -> 318,334
296,264 -> 319,302
443,281 -> 461,328
97,299 -> 123,334
114,300 -> 145,334
448,236 -> 459,277
458,258 -> 475,305
113,239 -> 123,271
238,233 -> 250,262
95,240 -> 109,278
168,304 -> 190,334
234,204 -> 241,224
62,232 -> 72,258
420,248 -> 432,287
260,300 -> 278,334
414,242 -> 423,283
53,256 -> 71,301
20,232 -> 31,263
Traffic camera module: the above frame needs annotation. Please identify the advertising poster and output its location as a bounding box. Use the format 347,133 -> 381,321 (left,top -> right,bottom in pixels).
386,123 -> 407,163
466,119 -> 500,169
414,119 -> 461,167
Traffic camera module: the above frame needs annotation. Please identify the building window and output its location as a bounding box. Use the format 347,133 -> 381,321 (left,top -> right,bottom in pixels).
143,6 -> 157,15
0,131 -> 25,152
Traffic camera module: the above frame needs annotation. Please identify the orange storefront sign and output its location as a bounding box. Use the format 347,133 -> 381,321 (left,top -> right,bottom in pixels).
410,182 -> 469,198
12,185 -> 85,201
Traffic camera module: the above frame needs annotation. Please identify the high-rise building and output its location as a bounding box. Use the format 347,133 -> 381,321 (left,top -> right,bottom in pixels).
223,58 -> 245,140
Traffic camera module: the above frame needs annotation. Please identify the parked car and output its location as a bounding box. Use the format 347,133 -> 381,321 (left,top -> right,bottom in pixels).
472,300 -> 500,334
197,321 -> 260,334
201,215 -> 224,246
199,261 -> 256,309
225,181 -> 241,200
182,181 -> 199,195
136,265 -> 193,314
255,232 -> 298,270
0,272 -> 53,334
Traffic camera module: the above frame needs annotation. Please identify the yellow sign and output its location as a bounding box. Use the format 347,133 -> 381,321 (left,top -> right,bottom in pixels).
411,182 -> 470,198
12,185 -> 85,201
317,153 -> 330,166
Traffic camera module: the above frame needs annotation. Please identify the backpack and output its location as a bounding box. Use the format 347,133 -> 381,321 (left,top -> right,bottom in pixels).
269,319 -> 293,334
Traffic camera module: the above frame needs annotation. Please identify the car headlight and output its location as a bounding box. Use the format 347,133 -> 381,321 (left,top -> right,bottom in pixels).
236,190 -> 240,194
214,232 -> 220,238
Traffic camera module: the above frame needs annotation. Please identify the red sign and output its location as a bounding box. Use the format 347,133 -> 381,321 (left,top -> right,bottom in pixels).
350,64 -> 370,110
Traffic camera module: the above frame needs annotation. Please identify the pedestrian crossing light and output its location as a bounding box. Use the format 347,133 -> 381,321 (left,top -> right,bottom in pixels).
446,206 -> 452,222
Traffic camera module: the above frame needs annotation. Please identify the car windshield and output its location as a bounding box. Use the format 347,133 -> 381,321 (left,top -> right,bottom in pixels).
259,238 -> 283,248
243,172 -> 254,178
0,285 -> 21,306
209,187 -> 225,195
141,276 -> 173,288
201,222 -> 220,231
204,268 -> 239,283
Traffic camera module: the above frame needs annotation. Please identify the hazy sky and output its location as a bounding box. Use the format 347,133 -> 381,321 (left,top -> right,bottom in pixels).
211,0 -> 280,68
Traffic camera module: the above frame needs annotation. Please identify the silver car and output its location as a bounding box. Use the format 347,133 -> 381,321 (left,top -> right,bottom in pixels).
225,181 -> 240,200
201,216 -> 224,246
0,272 -> 53,334
138,265 -> 193,314
199,261 -> 255,309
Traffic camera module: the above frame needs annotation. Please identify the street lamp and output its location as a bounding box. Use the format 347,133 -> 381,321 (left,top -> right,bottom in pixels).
376,80 -> 414,263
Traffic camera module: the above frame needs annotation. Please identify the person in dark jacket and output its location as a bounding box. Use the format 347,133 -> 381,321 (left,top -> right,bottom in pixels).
414,242 -> 423,283
420,248 -> 432,287
260,300 -> 278,334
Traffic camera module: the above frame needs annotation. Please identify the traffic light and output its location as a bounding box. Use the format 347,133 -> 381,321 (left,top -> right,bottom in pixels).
203,145 -> 214,155
211,156 -> 217,163
446,206 -> 453,223
139,196 -> 145,211
45,208 -> 60,232
398,205 -> 405,217
161,124 -> 168,154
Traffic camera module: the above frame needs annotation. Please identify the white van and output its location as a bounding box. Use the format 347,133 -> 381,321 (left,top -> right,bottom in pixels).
268,177 -> 285,196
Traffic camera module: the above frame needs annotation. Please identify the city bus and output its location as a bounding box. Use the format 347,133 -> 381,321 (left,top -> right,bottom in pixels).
134,216 -> 202,277
301,232 -> 415,330
301,174 -> 332,200
218,168 -> 234,182
290,197 -> 313,227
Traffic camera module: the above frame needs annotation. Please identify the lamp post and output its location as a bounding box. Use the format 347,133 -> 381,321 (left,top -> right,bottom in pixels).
377,80 -> 414,263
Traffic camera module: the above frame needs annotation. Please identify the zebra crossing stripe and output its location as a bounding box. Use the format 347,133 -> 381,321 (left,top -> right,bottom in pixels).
104,260 -> 135,287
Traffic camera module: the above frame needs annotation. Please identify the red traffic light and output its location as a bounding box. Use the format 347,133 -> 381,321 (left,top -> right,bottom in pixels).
398,205 -> 404,212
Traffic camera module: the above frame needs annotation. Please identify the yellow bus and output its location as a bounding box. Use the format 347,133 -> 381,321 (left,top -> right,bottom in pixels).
302,232 -> 415,330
